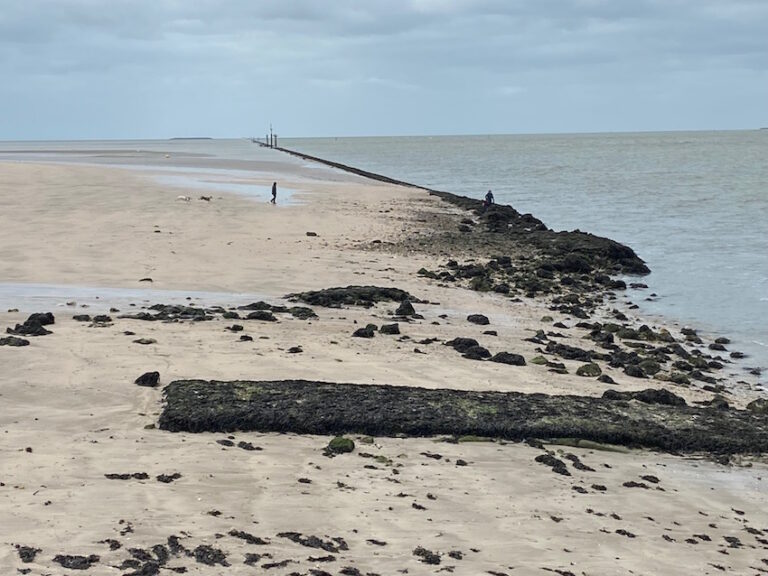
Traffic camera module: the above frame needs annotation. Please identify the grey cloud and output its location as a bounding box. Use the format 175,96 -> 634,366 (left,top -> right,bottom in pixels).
0,0 -> 766,138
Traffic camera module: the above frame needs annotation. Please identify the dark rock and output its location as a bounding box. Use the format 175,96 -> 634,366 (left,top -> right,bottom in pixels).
564,453 -> 595,471
545,341 -> 593,362
747,398 -> 768,414
289,306 -> 317,320
603,388 -> 686,407
0,336 -> 29,347
729,351 -> 746,359
483,330 -> 498,336
277,532 -> 348,553
159,379 -> 768,455
306,231 -> 318,236
193,545 -> 229,566
326,436 -> 354,455
226,324 -> 244,332
535,453 -> 570,476
246,310 -> 277,322
597,374 -> 616,384
52,554 -> 100,570
16,546 -> 41,563
352,327 -> 375,338
287,346 -> 303,354
444,337 -> 479,353
638,359 -> 661,376
120,304 -> 212,322
490,352 -> 526,366
7,312 -> 54,336
229,529 -> 269,545
27,312 -> 55,326
239,335 -> 253,342
222,311 -> 240,320
467,314 -> 490,326
379,323 -> 400,335
104,472 -> 150,480
133,338 -> 157,345
395,300 -> 416,316
709,343 -> 727,351
135,372 -> 160,387
156,473 -> 182,483
413,546 -> 440,565
576,363 -> 602,377
462,345 -> 491,360
237,441 -> 261,451
73,314 -> 92,322
287,286 -> 417,308
623,364 -> 646,378
92,315 -> 112,324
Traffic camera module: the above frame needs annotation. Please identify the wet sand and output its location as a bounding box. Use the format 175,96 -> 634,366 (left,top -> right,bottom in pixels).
1,149 -> 767,574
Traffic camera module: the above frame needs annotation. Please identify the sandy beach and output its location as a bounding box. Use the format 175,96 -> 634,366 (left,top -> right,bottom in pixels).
1,146 -> 767,575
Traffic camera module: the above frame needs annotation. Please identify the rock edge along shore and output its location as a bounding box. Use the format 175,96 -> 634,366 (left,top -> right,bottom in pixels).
275,144 -> 650,276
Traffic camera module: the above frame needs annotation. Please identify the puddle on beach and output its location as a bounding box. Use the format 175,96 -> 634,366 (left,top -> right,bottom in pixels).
147,173 -> 305,206
0,283 -> 271,314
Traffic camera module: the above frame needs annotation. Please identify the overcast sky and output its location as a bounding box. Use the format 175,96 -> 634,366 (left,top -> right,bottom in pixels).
1,0 -> 766,139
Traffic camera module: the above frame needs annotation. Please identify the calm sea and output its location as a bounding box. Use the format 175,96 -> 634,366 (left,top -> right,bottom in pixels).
1,133 -> 766,368
281,132 -> 768,369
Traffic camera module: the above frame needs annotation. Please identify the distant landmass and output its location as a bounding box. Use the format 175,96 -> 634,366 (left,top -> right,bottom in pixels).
169,137 -> 213,140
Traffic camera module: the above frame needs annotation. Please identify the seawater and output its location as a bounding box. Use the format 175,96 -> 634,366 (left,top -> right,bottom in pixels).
281,132 -> 768,368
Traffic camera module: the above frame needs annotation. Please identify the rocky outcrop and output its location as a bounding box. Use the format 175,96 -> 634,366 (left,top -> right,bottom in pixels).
159,380 -> 768,455
286,286 -> 419,308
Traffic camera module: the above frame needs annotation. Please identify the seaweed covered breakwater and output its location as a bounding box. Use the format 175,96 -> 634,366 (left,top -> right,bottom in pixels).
159,380 -> 768,455
276,145 -> 649,277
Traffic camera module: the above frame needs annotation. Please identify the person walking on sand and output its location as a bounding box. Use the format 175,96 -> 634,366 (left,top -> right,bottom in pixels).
270,182 -> 277,204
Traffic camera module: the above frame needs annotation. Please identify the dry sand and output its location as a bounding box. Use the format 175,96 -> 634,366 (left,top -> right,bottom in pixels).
1,151 -> 767,575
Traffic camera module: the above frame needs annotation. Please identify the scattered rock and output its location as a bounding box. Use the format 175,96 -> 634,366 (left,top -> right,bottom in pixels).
287,286 -> 418,308
193,545 -> 229,566
395,300 -> 416,316
133,338 -> 157,345
467,314 -> 490,325
277,532 -> 348,553
7,312 -> 54,336
0,336 -> 29,347
379,323 -> 400,335
576,363 -> 602,377
246,310 -> 277,322
229,529 -> 269,545
489,352 -> 526,366
462,345 -> 491,360
156,473 -> 182,483
135,372 -> 160,388
602,388 -> 686,407
413,546 -> 440,565
535,453 -> 570,476
352,327 -> 375,338
15,546 -> 41,563
325,437 -> 355,455
52,554 -> 100,570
